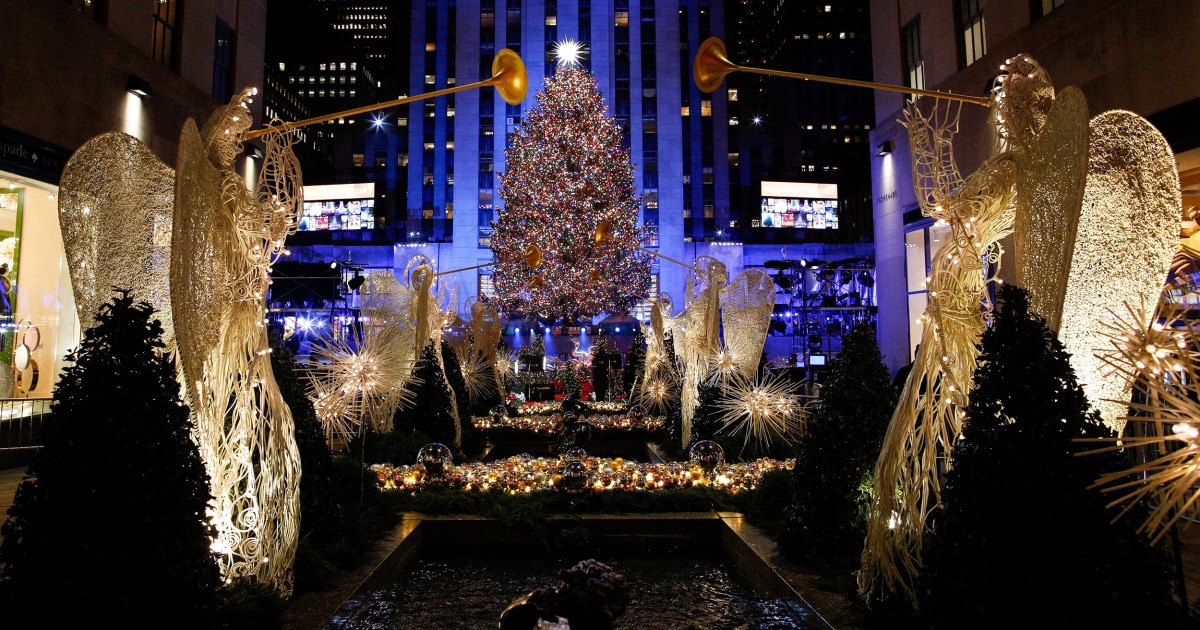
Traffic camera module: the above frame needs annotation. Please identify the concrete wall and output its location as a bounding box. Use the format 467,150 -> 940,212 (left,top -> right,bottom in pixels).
0,0 -> 266,167
868,0 -> 1200,373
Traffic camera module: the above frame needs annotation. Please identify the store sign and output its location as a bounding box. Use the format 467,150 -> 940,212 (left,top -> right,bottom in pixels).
0,125 -> 70,185
757,181 -> 840,230
300,182 -> 376,231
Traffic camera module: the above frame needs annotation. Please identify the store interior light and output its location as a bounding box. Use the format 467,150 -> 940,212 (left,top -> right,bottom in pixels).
127,74 -> 154,98
875,140 -> 895,157
347,273 -> 365,292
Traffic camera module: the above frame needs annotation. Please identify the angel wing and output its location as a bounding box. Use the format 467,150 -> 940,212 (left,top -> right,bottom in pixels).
58,132 -> 176,344
719,269 -> 776,377
1058,110 -> 1182,431
1013,86 -> 1089,332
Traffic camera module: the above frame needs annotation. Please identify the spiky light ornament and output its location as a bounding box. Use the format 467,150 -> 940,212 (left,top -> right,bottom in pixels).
308,325 -> 416,439
715,371 -> 804,450
1081,296 -> 1200,543
492,65 -> 651,318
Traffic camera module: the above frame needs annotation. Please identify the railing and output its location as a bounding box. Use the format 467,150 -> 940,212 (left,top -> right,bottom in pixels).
0,398 -> 52,450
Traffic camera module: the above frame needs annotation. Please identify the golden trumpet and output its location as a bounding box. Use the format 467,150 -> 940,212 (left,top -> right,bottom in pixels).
249,49 -> 527,140
593,220 -> 702,273
531,275 -> 545,289
694,37 -> 991,107
432,243 -> 542,277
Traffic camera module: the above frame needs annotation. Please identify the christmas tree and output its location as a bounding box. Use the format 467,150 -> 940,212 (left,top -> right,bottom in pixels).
784,322 -> 894,569
623,329 -> 646,399
0,292 -> 219,626
492,64 -> 651,318
394,341 -> 459,448
918,287 -> 1177,627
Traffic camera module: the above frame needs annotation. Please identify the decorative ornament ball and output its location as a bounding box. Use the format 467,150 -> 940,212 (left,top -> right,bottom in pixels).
534,471 -> 547,483
551,473 -> 565,486
628,404 -> 646,420
561,460 -> 589,490
689,441 -> 725,472
417,443 -> 454,478
562,446 -> 588,461
491,405 -> 508,422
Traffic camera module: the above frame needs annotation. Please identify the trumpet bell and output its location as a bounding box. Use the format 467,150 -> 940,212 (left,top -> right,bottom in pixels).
531,274 -> 545,289
523,244 -> 543,269
589,269 -> 601,283
492,49 -> 528,105
694,37 -> 739,94
594,220 -> 614,245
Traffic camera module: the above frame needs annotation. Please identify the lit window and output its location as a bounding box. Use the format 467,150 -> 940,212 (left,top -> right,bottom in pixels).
728,152 -> 739,166
615,11 -> 628,26
959,0 -> 987,68
839,32 -> 845,39
446,141 -> 455,150
824,5 -> 831,11
545,16 -> 557,25
425,74 -> 436,84
349,89 -> 356,97
728,117 -> 738,126
426,42 -> 436,51
352,153 -> 365,166
681,106 -> 690,116
700,100 -> 712,116
340,62 -> 347,70
319,63 -> 327,70
398,118 -> 408,126
447,107 -> 455,117
424,142 -> 435,151
727,88 -> 738,101
902,17 -> 925,94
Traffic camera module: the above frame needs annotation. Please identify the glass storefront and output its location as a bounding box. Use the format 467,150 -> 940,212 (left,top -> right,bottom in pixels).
0,171 -> 77,398
903,220 -> 951,363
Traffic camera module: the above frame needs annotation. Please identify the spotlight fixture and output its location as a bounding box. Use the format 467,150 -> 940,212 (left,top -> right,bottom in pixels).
875,139 -> 895,157
330,261 -> 339,269
347,273 -> 365,292
245,145 -> 263,160
127,74 -> 154,98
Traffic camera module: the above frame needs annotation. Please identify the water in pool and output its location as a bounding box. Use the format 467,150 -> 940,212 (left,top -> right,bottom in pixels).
325,551 -> 816,629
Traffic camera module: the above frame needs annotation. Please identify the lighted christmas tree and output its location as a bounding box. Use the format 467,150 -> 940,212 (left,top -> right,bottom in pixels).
492,63 -> 651,318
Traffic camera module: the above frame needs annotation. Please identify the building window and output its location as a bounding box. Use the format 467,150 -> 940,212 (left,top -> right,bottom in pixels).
727,88 -> 737,101
1035,0 -> 1066,18
902,17 -> 925,94
958,0 -> 987,68
212,19 -> 235,103
728,117 -> 738,126
904,222 -> 952,360
700,100 -> 712,116
352,153 -> 365,167
681,106 -> 690,116
728,152 -> 739,166
614,11 -> 628,26
71,0 -> 107,23
152,0 -> 179,68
